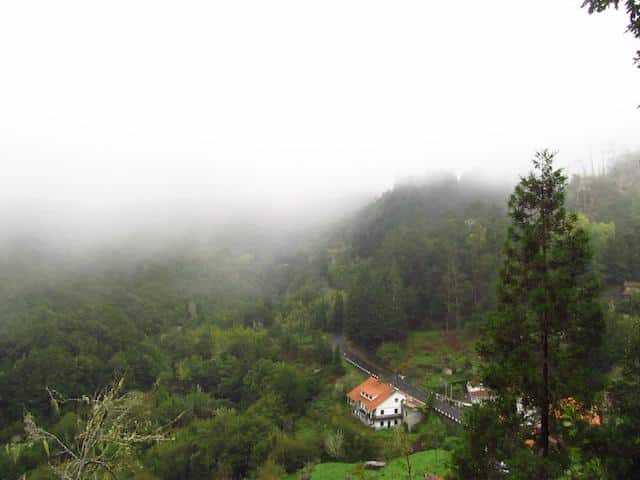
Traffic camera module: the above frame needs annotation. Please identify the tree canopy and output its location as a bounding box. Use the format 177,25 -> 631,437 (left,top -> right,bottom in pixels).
583,0 -> 640,66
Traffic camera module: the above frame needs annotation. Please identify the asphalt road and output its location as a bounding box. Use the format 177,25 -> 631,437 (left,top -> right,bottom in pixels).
337,337 -> 465,424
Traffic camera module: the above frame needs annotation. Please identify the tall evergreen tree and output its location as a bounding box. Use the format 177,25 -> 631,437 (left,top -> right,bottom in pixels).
442,248 -> 469,331
346,266 -> 378,346
331,293 -> 345,333
384,261 -> 407,334
479,151 -> 603,468
346,263 -> 407,348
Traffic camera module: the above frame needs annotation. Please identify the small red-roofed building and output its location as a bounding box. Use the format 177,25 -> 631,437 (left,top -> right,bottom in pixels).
623,281 -> 640,297
346,376 -> 406,429
466,381 -> 494,404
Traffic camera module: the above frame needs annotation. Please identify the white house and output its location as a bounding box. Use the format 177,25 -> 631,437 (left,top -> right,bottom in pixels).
346,377 -> 427,431
346,377 -> 406,429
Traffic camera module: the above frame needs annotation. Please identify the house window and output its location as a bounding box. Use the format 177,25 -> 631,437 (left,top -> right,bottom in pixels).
394,408 -> 398,414
380,410 -> 384,415
394,419 -> 398,425
395,398 -> 399,402
380,421 -> 384,427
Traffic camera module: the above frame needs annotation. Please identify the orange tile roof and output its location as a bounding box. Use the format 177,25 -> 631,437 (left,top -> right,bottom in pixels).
526,397 -> 601,448
623,281 -> 640,297
525,436 -> 559,448
555,397 -> 601,426
469,389 -> 493,402
346,377 -> 395,411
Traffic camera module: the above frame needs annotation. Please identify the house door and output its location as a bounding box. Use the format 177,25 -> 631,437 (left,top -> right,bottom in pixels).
387,420 -> 391,428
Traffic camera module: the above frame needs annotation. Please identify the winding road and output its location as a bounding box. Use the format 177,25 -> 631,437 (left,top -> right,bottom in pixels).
333,335 -> 466,425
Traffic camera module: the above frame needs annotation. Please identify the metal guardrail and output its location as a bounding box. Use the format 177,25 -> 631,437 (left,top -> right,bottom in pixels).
343,356 -> 379,379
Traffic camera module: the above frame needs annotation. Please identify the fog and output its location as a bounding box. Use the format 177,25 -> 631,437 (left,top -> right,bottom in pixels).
1,1 -> 639,251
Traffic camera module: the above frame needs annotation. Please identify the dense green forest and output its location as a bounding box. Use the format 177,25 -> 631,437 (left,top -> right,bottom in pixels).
1,153 -> 639,479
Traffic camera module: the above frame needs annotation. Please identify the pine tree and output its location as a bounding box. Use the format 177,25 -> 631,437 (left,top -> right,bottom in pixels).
346,266 -> 378,347
346,263 -> 407,348
332,345 -> 345,375
332,293 -> 345,333
442,250 -> 468,331
384,261 -> 407,334
479,151 -> 603,469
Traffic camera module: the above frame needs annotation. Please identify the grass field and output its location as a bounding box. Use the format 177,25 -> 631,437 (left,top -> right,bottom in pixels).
288,449 -> 450,479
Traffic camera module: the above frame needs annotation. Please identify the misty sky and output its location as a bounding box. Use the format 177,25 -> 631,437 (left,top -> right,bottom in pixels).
1,1 -> 639,222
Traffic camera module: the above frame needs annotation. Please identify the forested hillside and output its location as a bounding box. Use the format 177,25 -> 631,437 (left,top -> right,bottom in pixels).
1,153 -> 639,479
332,174 -> 509,346
567,152 -> 640,283
331,154 -> 640,349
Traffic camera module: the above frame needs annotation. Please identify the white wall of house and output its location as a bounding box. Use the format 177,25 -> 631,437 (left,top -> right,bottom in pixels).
371,391 -> 405,430
374,391 -> 405,417
372,418 -> 401,430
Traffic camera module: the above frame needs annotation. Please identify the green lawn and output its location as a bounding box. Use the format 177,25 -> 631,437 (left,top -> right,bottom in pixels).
289,449 -> 450,479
